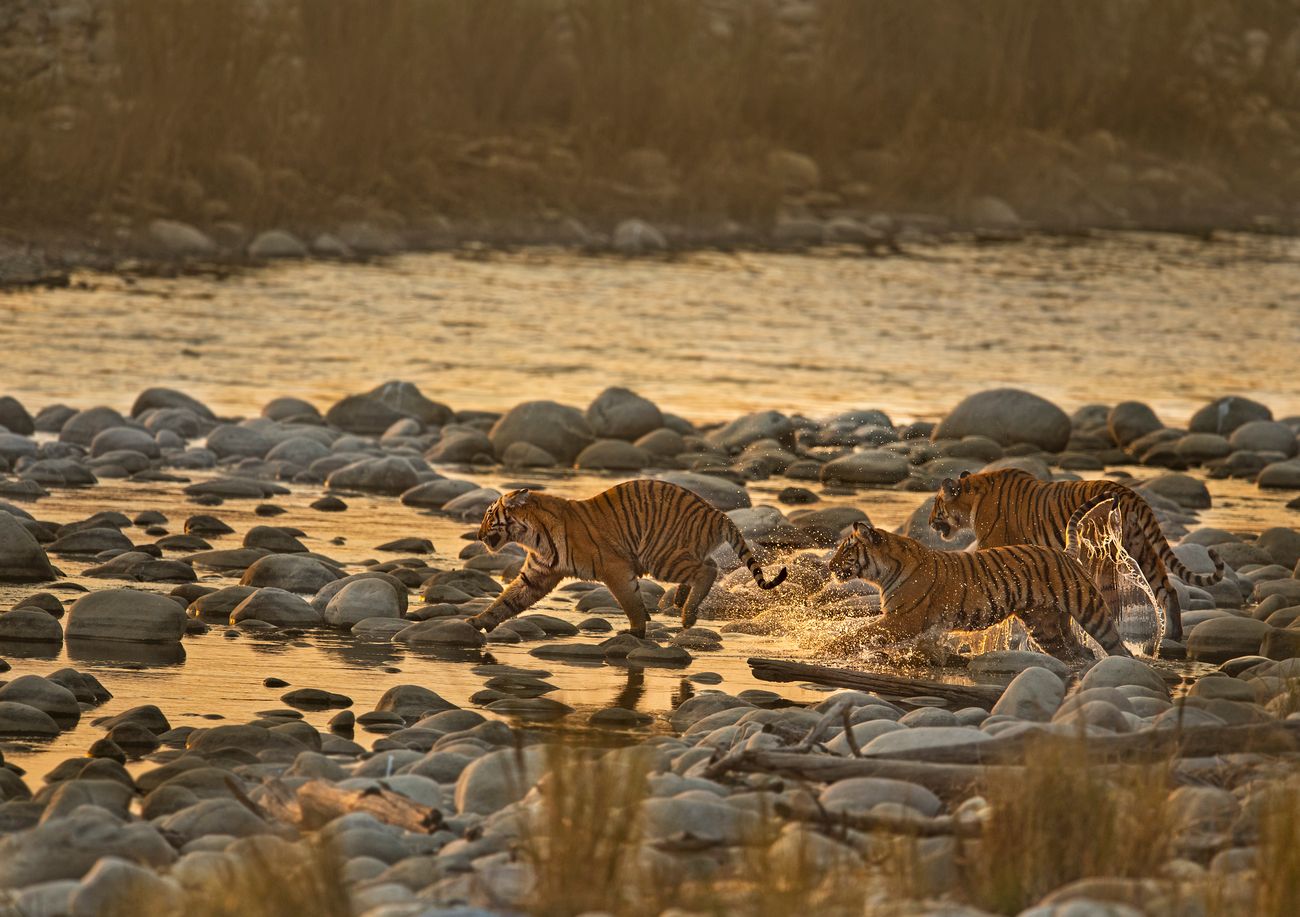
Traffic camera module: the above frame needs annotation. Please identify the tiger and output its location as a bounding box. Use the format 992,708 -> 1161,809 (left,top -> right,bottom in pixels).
828,493 -> 1132,660
927,467 -> 1225,642
468,480 -> 788,637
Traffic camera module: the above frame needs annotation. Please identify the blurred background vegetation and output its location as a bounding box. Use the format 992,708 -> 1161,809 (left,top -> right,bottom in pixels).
2,0 -> 1298,250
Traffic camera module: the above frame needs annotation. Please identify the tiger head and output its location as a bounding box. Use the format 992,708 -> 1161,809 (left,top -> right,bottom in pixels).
928,471 -> 974,540
478,489 -> 534,552
829,521 -> 890,581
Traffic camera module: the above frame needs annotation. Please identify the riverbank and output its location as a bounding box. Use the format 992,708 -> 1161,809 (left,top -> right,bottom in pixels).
0,380 -> 1298,913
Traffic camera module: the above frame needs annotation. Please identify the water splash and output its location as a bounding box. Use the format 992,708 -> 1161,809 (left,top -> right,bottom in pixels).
1068,498 -> 1164,657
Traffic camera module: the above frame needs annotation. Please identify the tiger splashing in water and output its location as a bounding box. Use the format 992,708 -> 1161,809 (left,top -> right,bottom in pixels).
928,468 -> 1224,642
828,493 -> 1132,660
469,480 -> 787,637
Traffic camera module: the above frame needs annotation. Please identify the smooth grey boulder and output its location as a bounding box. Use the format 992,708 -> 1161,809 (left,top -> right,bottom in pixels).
148,218 -> 216,256
1108,401 -> 1163,448
490,401 -> 593,464
0,512 -> 56,582
708,411 -> 795,452
574,439 -> 650,471
323,579 -> 402,629
59,406 -> 128,446
240,555 -> 341,593
819,451 -> 910,485
818,777 -> 942,817
454,746 -> 548,815
1189,395 -> 1271,436
0,675 -> 79,723
585,387 -> 663,441
90,426 -> 160,459
248,229 -> 308,259
159,798 -> 272,844
365,381 -> 454,427
654,472 -> 751,511
65,589 -> 187,643
69,857 -> 182,917
230,588 -> 323,627
0,701 -> 60,736
933,388 -> 1071,451
326,457 -> 419,495
400,478 -> 478,508
990,667 -> 1065,722
0,607 -> 63,642
0,807 -> 176,886
427,429 -> 494,463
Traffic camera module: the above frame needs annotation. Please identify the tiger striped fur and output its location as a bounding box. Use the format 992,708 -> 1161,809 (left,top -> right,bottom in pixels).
928,468 -> 1224,642
828,493 -> 1132,660
469,480 -> 788,637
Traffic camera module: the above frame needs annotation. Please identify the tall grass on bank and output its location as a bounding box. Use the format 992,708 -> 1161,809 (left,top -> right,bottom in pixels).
963,737 -> 1173,915
4,0 -> 1297,232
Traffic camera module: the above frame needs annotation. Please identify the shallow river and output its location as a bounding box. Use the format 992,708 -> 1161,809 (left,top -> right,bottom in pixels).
0,233 -> 1297,782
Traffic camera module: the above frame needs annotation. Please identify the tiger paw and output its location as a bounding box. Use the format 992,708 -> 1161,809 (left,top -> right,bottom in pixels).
466,614 -> 496,634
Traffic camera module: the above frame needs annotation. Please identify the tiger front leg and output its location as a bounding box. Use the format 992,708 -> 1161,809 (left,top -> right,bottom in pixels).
467,566 -> 561,633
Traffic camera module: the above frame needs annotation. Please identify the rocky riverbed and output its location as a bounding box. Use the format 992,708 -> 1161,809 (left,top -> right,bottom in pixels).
0,377 -> 1298,916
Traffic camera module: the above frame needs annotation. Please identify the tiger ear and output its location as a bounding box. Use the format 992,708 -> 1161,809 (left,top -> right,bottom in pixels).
959,470 -> 971,480
941,477 -> 961,498
504,488 -> 531,508
865,526 -> 883,545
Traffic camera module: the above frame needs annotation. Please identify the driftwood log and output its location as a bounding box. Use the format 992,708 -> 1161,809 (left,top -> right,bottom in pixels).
236,778 -> 444,833
748,657 -> 1005,709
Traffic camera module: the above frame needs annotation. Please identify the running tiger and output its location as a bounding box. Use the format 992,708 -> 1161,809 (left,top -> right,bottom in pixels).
829,494 -> 1131,659
468,481 -> 788,637
928,468 -> 1224,642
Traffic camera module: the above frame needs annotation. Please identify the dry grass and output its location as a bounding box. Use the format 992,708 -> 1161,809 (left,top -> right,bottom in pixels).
176,835 -> 351,917
4,0 -> 1297,234
963,737 -> 1174,915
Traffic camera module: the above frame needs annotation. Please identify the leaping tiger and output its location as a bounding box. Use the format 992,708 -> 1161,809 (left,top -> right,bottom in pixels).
928,468 -> 1225,642
469,480 -> 788,637
829,493 -> 1132,660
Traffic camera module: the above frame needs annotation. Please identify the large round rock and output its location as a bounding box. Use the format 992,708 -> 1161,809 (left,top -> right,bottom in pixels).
1108,401 -> 1163,448
819,451 -> 909,486
66,589 -> 187,643
1189,395 -> 1271,436
585,387 -> 663,441
933,389 -> 1071,451
489,401 -> 594,464
0,512 -> 57,582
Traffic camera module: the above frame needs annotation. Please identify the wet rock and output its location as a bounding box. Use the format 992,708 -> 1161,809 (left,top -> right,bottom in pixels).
326,457 -> 419,495
0,806 -> 176,885
1230,420 -> 1297,457
819,777 -> 942,817
0,396 -> 35,435
1143,473 -> 1211,509
365,381 -> 454,427
94,704 -> 171,735
575,439 -> 650,471
186,585 -> 257,621
0,511 -> 56,582
654,471 -> 750,510
263,397 -> 321,422
90,426 -> 161,459
310,496 -> 347,512
1189,396 -> 1272,436
69,856 -> 182,916
375,685 -> 456,718
282,689 -> 352,710
65,589 -> 187,643
206,425 -> 273,459
393,619 -> 486,647
626,644 -> 692,666
861,726 -> 992,756
819,451 -> 910,485
933,389 -> 1071,451
240,554 -> 341,593
1187,616 -> 1270,663
1259,459 -> 1300,489
454,746 -> 547,814
0,675 -> 79,724
160,798 -> 271,844
375,537 -> 433,554
0,607 -> 63,642
1108,402 -> 1163,448
489,401 -> 594,464
441,487 -> 502,519
148,218 -> 217,256
248,229 -> 308,259
105,722 -> 161,755
185,515 -> 235,536
0,701 -> 60,736
324,578 -> 402,628
48,527 -> 134,556
400,479 -> 477,509
1079,656 -> 1170,696
500,442 -> 558,468
484,696 -> 573,719
990,667 -> 1064,722
1256,527 -> 1300,569
242,525 -> 307,554
230,588 -> 323,627
325,394 -> 405,436
586,387 -> 663,441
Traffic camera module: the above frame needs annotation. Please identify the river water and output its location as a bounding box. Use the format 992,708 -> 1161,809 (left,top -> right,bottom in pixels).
0,233 -> 1297,782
